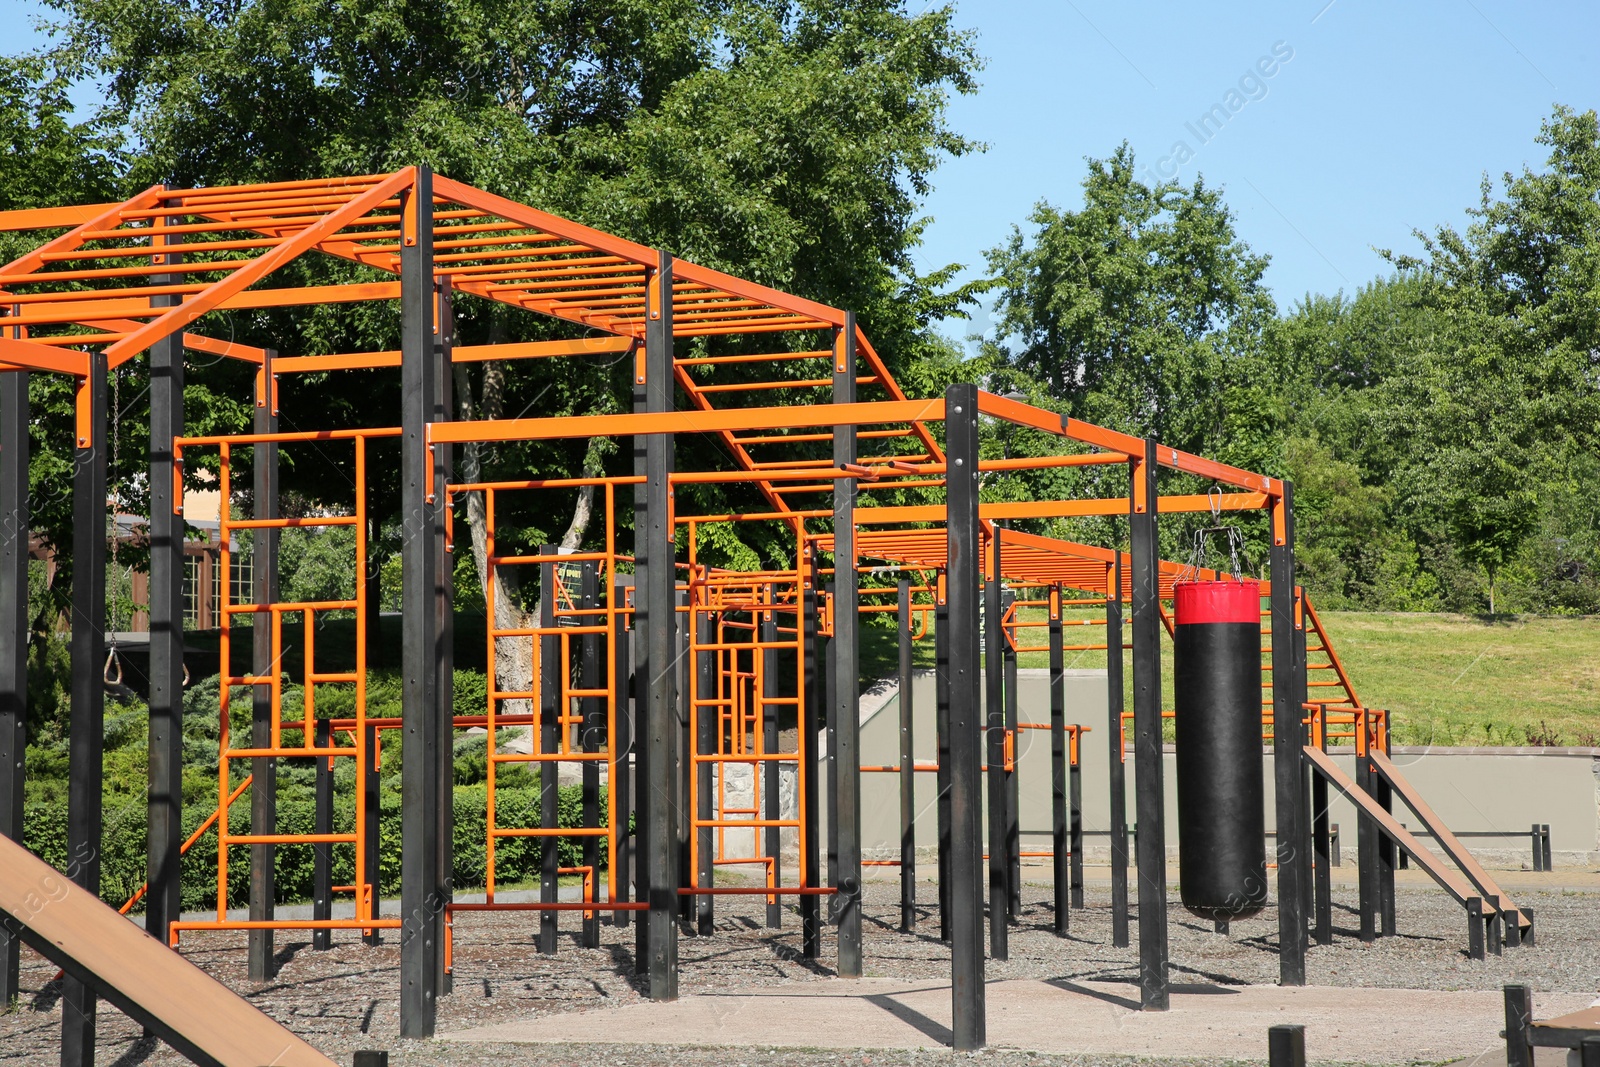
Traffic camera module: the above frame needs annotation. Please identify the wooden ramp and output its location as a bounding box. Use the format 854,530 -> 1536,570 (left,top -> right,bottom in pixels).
1301,746 -> 1520,923
0,834 -> 337,1067
1367,750 -> 1527,929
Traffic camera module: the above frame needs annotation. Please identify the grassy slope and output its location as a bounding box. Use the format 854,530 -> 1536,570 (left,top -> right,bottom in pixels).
860,609 -> 1600,747
1315,613 -> 1600,747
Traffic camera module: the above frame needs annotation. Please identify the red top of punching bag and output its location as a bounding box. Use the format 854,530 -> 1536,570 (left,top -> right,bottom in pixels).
1173,579 -> 1260,625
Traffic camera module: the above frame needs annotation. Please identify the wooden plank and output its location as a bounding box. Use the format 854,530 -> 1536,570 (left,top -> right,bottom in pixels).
1529,1006 -> 1600,1048
1369,750 -> 1527,929
0,833 -> 337,1066
1301,746 -> 1486,909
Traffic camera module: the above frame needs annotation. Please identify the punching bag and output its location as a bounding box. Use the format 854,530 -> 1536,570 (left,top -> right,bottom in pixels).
1173,579 -> 1267,920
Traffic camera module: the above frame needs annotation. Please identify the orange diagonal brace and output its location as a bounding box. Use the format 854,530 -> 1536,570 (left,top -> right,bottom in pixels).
103,170 -> 416,363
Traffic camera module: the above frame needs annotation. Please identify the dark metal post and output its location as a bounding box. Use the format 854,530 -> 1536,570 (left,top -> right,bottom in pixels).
146,228 -> 186,955
1050,588 -> 1069,935
398,166 -> 441,1038
1504,984 -> 1534,1067
984,532 -> 1008,960
1070,733 -> 1084,909
1002,586 -> 1021,919
580,559 -> 602,948
313,719 -> 333,950
935,585 -> 951,942
363,721 -> 382,947
640,250 -> 678,999
613,575 -> 634,930
538,547 -> 560,954
800,554 -> 823,959
62,353 -> 108,1065
1356,747 -> 1378,942
0,369 -> 26,1008
1377,776 -> 1397,937
832,313 -> 862,979
897,579 -> 916,932
1269,1023 -> 1307,1067
1467,897 -> 1485,960
1311,609 -> 1332,947
1272,483 -> 1307,985
249,353 -> 279,982
762,591 -> 782,929
1106,558 -> 1130,948
945,383 -> 985,1051
434,292 -> 455,995
1130,440 -> 1168,1011
676,585 -> 692,925
695,602 -> 714,935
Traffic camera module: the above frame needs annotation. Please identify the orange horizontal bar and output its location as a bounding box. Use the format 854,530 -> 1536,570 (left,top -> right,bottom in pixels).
427,398 -> 943,445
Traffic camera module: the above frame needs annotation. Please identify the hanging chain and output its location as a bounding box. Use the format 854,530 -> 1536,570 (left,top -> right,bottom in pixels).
1181,486 -> 1250,583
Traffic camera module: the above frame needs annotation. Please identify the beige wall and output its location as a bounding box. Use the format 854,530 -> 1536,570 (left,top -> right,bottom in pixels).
822,669 -> 1600,869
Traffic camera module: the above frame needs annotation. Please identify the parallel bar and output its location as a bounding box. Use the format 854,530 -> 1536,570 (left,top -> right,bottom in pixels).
62,352 -> 108,1066
249,350 -> 279,981
897,579 -> 916,932
832,312 -> 863,979
944,383 -> 986,1052
1130,441 -> 1169,1011
1106,558 -> 1130,948
1271,483 -> 1307,985
398,166 -> 441,1038
0,369 -> 28,1006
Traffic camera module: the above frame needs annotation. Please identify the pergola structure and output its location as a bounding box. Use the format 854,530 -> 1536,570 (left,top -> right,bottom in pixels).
0,166 -> 1475,1063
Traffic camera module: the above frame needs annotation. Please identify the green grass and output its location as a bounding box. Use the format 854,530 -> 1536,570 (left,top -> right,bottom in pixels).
1314,612 -> 1600,747
861,606 -> 1600,748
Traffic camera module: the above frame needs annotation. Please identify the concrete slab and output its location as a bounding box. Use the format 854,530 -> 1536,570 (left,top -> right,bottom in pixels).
439,978 -> 1594,1064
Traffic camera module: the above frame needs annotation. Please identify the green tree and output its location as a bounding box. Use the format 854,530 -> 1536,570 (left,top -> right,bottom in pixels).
981,145 -> 1277,457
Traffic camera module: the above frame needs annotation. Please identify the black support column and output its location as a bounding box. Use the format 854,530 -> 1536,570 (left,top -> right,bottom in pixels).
638,249 -> 678,999
897,578 -> 915,932
1002,585 -> 1020,919
1129,440 -> 1168,1011
800,550 -> 823,958
983,532 -> 1007,960
1271,482 -> 1307,986
1049,588 -> 1069,935
945,383 -> 985,1051
580,560 -> 602,948
832,313 -> 862,978
146,231 -> 186,956
694,603 -> 714,935
249,352 -> 279,982
934,583 -> 951,941
0,369 -> 28,1008
62,354 -> 108,1066
399,165 -> 443,1038
538,547 -> 559,955
1107,557 -> 1130,947
434,288 -> 455,994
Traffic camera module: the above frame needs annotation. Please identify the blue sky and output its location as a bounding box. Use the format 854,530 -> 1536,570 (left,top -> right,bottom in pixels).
5,0 -> 1596,343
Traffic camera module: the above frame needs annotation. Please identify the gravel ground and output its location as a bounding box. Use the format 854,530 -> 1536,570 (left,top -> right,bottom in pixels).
2,875 -> 1595,1066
